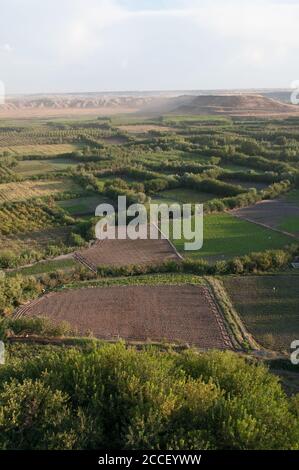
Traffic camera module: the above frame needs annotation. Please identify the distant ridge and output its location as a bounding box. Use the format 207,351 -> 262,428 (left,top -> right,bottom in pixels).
0,92 -> 298,118
141,94 -> 299,116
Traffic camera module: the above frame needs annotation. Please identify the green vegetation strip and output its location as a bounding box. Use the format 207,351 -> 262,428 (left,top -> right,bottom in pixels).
206,277 -> 261,351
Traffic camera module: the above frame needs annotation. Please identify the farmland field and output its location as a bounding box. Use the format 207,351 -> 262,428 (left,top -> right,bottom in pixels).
279,216 -> 299,234
75,224 -> 181,270
12,257 -> 77,276
0,179 -> 83,203
117,124 -> 173,134
0,144 -> 80,156
15,284 -> 232,348
14,158 -> 79,176
223,274 -> 299,351
0,226 -> 74,252
171,213 -> 293,262
58,195 -> 111,215
4,0 -> 299,450
151,188 -> 216,205
0,113 -> 298,362
221,178 -> 268,190
232,199 -> 299,237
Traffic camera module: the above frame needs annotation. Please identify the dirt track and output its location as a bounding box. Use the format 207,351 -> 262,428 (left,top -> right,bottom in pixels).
15,285 -> 232,349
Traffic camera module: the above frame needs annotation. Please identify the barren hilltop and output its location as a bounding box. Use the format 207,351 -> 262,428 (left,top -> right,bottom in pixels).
0,91 -> 298,118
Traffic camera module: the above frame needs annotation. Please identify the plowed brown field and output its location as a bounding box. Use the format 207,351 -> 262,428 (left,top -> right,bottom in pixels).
74,225 -> 182,271
15,285 -> 232,349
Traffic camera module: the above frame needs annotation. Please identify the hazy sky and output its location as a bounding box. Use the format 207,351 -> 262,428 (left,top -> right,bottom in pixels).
1,0 -> 299,93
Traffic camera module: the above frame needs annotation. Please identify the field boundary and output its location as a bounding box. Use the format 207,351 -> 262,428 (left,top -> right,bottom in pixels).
13,296 -> 47,319
73,224 -> 183,271
231,209 -> 298,240
201,286 -> 234,350
152,223 -> 184,260
5,335 -> 205,352
73,251 -> 97,273
205,277 -> 261,351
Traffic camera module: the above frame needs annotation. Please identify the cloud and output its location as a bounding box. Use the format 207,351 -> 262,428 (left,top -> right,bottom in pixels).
189,2 -> 299,46
58,1 -> 129,59
1,0 -> 299,92
0,43 -> 13,52
57,0 -> 299,66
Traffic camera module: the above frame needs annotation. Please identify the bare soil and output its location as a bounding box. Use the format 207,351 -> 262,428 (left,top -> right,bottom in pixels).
171,94 -> 299,116
15,285 -> 232,349
74,225 -> 181,270
117,124 -> 173,133
2,93 -> 297,118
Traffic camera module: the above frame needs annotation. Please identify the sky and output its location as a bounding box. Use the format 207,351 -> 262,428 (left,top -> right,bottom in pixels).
0,0 -> 299,94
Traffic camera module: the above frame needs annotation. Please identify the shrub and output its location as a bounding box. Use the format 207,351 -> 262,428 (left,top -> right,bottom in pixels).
0,275 -> 43,315
0,379 -> 82,450
0,250 -> 18,269
0,316 -> 72,339
0,345 -> 298,449
69,232 -> 86,247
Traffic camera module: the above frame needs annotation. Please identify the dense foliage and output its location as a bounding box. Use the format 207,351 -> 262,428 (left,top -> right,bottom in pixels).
0,200 -> 73,236
0,344 -> 298,450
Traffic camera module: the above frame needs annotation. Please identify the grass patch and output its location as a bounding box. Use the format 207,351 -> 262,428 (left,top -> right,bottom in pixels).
279,216 -> 299,233
61,273 -> 206,290
220,163 -> 261,172
8,258 -> 77,276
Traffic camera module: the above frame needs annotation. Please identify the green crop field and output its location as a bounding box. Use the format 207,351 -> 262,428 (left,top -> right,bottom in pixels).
220,163 -> 261,172
223,274 -> 299,351
284,189 -> 299,204
279,216 -> 299,234
151,188 -> 216,205
171,213 -> 293,262
58,195 -> 111,215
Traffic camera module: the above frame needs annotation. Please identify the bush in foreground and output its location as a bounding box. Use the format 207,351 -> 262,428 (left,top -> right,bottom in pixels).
0,344 -> 298,450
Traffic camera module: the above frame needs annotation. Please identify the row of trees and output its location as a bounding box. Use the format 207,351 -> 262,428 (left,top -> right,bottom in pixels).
96,245 -> 297,278
1,243 -> 296,315
204,179 -> 292,213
